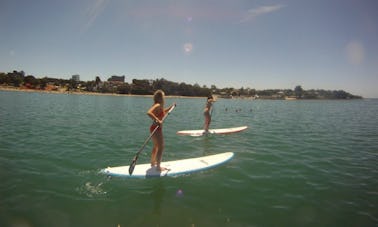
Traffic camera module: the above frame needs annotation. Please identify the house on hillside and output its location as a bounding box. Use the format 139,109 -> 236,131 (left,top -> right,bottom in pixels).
108,75 -> 125,83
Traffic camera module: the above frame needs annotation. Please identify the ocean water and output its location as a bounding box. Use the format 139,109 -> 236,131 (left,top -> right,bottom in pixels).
0,90 -> 377,227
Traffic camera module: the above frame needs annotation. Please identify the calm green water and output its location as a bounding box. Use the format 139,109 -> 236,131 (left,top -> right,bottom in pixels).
0,90 -> 377,227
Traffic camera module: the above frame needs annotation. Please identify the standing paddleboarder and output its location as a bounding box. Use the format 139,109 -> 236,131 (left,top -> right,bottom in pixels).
147,90 -> 175,171
203,94 -> 215,132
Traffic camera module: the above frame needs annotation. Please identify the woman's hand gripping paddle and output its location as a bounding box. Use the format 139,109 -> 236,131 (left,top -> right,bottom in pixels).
128,104 -> 176,175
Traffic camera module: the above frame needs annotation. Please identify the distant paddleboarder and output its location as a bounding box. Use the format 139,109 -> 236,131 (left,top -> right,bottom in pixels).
203,94 -> 215,131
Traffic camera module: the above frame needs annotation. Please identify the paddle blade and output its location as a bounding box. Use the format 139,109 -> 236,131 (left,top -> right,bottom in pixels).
128,156 -> 138,175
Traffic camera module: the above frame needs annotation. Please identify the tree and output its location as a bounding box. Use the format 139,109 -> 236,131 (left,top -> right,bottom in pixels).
24,75 -> 38,88
95,76 -> 101,85
117,83 -> 131,94
68,79 -> 78,91
0,72 -> 10,84
131,79 -> 152,95
6,70 -> 25,87
294,85 -> 304,98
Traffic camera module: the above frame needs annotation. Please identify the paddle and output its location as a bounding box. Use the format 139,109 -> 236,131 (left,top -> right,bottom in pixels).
128,103 -> 176,175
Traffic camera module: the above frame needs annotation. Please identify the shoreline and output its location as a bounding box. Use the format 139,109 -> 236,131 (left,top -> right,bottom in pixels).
2,86 -> 365,100
0,86 -> 205,99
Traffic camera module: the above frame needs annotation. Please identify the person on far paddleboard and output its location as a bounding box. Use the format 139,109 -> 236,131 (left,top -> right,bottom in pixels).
147,90 -> 175,171
203,94 -> 215,132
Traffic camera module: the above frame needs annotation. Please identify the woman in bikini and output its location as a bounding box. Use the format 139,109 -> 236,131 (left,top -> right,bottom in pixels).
203,94 -> 215,131
147,90 -> 175,171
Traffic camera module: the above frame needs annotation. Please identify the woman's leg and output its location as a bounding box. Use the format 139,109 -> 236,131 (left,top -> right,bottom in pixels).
204,112 -> 210,131
151,135 -> 158,166
155,131 -> 166,171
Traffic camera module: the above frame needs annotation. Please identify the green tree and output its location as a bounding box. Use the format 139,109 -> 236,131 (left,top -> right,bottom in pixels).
294,85 -> 303,98
117,83 -> 131,94
131,79 -> 152,95
24,75 -> 38,88
95,76 -> 101,85
8,70 -> 25,87
0,72 -> 10,84
68,79 -> 78,91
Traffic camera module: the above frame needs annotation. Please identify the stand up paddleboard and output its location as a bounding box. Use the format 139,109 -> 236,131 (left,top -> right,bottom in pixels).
102,152 -> 234,178
177,126 -> 248,137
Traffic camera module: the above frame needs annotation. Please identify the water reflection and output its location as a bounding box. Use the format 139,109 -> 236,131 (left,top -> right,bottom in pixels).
150,180 -> 166,215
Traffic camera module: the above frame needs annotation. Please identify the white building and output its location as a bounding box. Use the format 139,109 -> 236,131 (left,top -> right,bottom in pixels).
72,74 -> 80,82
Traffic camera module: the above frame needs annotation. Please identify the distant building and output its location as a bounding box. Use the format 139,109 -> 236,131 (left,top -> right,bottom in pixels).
72,74 -> 80,82
108,75 -> 125,83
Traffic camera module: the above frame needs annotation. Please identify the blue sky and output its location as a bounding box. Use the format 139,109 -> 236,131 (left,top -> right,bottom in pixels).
1,0 -> 377,97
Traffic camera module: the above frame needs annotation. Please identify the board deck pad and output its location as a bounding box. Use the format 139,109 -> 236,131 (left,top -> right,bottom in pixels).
177,126 -> 248,137
102,152 -> 234,178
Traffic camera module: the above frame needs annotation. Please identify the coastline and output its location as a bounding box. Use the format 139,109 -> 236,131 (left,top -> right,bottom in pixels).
2,86 -> 364,100
0,86 -> 205,99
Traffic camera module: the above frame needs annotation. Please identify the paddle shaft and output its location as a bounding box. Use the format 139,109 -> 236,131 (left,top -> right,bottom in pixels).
128,104 -> 176,175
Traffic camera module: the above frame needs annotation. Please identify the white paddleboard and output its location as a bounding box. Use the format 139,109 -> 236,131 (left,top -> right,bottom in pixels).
102,152 -> 234,178
177,126 -> 248,137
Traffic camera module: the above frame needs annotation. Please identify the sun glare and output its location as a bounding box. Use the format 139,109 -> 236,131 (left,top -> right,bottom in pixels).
183,43 -> 193,54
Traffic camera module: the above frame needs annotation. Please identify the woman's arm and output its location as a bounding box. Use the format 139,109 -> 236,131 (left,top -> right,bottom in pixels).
147,103 -> 162,123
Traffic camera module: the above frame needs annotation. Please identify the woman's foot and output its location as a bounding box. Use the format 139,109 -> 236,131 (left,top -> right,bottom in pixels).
156,166 -> 168,171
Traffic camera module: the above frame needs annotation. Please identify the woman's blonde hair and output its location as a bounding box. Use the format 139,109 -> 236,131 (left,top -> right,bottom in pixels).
153,90 -> 165,104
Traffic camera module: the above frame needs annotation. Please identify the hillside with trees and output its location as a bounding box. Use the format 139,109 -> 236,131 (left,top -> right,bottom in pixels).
0,70 -> 363,99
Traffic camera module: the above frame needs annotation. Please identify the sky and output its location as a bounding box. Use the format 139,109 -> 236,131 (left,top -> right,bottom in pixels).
0,0 -> 377,98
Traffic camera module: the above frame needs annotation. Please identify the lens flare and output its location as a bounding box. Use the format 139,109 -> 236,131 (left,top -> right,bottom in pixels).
183,43 -> 193,54
176,189 -> 184,197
